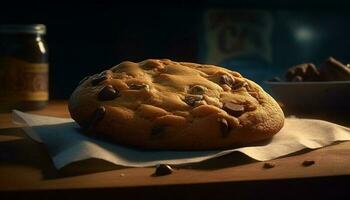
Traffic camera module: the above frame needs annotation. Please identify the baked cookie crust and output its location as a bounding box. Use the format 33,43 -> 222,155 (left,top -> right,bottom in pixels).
69,59 -> 284,150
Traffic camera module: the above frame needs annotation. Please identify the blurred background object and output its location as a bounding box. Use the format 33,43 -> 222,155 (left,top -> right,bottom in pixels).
1,0 -> 350,99
200,9 -> 273,85
0,24 -> 48,112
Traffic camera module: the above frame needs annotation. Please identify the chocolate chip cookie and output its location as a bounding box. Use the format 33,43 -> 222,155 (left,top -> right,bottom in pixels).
68,59 -> 284,150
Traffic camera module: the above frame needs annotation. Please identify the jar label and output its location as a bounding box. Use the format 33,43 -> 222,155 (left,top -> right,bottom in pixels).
0,57 -> 49,104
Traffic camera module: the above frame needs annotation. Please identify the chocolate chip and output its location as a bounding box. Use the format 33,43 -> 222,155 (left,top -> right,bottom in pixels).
94,106 -> 106,120
85,106 -> 106,132
220,74 -> 235,87
319,57 -> 350,81
151,125 -> 165,139
285,63 -> 314,81
189,85 -> 208,95
223,102 -> 245,117
129,83 -> 150,90
323,57 -> 345,69
294,66 -> 305,76
79,76 -> 90,85
154,164 -> 173,176
292,75 -> 303,82
91,75 -> 108,86
98,85 -> 120,101
285,69 -> 295,81
184,95 -> 203,106
232,81 -> 247,90
304,63 -> 320,81
218,118 -> 230,137
302,160 -> 315,167
263,162 -> 275,169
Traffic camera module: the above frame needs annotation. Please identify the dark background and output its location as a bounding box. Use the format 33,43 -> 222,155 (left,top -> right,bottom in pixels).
1,0 -> 350,99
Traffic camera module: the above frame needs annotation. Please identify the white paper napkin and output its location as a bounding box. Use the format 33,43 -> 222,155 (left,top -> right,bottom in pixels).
12,110 -> 350,169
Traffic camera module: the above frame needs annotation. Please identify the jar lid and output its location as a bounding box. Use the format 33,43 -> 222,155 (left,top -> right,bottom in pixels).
0,24 -> 46,34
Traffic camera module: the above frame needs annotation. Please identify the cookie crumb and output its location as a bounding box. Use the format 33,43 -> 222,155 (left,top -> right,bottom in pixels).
120,173 -> 125,177
153,164 -> 173,176
302,160 -> 315,167
262,162 -> 275,169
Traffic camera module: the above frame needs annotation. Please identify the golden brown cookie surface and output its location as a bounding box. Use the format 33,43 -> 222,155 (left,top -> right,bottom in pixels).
69,59 -> 284,150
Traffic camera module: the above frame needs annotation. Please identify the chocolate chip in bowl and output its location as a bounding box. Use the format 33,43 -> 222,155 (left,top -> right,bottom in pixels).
319,57 -> 350,81
265,57 -> 350,116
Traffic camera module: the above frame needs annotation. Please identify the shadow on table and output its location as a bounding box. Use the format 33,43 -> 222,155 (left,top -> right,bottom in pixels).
0,129 -> 126,179
0,126 -> 317,180
0,127 -> 258,179
0,127 -> 58,179
55,148 -> 315,178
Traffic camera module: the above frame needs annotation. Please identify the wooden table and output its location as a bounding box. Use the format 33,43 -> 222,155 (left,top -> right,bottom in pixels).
1,101 -> 350,199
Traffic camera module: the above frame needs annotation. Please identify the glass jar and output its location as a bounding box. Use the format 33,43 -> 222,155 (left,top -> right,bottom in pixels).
0,24 -> 49,112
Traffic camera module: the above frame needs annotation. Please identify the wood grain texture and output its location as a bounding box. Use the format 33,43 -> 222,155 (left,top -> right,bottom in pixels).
0,101 -> 350,197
